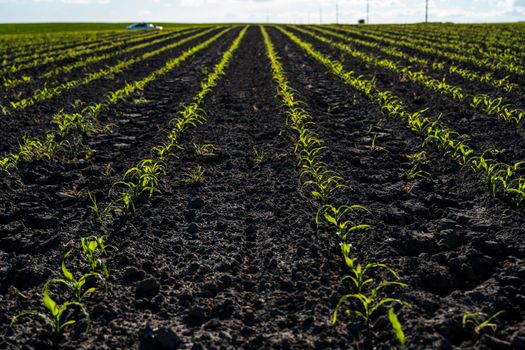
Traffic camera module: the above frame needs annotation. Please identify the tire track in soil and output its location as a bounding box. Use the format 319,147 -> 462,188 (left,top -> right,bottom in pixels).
270,27 -> 525,349
83,26 -> 352,349
0,30 -> 240,346
285,27 -> 525,168
0,27 -> 223,155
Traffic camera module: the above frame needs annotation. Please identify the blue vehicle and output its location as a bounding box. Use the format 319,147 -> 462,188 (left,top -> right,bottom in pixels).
126,23 -> 163,31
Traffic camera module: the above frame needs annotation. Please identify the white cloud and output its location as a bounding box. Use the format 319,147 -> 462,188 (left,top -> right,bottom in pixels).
61,0 -> 110,3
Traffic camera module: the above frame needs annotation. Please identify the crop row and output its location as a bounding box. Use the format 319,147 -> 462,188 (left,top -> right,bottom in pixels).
276,26 -> 525,206
0,27 -> 232,174
374,23 -> 525,56
6,26 -> 248,341
1,29 -> 177,90
323,25 -> 518,92
0,30 -> 130,60
364,24 -> 525,67
0,30 -> 162,77
294,26 -> 524,125
262,25 -> 407,348
333,24 -> 525,78
1,27 -> 216,115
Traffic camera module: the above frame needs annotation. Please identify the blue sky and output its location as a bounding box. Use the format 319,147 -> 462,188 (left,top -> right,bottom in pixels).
0,0 -> 524,24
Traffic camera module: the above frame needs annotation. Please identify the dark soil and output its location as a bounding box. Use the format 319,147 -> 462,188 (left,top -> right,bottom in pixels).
0,25 -> 524,350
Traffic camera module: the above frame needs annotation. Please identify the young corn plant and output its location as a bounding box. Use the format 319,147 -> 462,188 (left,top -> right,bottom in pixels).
8,282 -> 91,335
0,153 -> 20,174
18,134 -> 61,161
87,191 -> 113,228
122,159 -> 166,198
81,235 -> 117,276
301,166 -> 346,203
462,311 -> 504,335
316,204 -> 370,241
333,242 -> 409,348
48,252 -> 106,302
370,134 -> 386,153
405,151 -> 431,180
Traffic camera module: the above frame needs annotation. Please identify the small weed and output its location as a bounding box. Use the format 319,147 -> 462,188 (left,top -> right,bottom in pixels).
193,143 -> 215,156
179,165 -> 206,184
253,146 -> 266,164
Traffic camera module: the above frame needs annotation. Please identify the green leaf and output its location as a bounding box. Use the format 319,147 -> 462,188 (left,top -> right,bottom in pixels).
388,308 -> 406,349
43,286 -> 58,316
82,288 -> 97,299
323,213 -> 338,226
61,261 -> 74,282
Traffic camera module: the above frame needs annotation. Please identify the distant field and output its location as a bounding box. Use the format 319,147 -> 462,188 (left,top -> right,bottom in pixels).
0,22 -> 206,34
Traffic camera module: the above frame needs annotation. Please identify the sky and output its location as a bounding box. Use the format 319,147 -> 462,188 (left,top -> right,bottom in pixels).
0,0 -> 524,24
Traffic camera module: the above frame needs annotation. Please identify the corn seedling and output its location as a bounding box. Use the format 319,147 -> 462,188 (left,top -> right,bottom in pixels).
462,311 -> 504,335
333,242 -> 408,338
370,134 -> 386,153
81,235 -> 117,276
124,159 -> 166,198
87,191 -> 113,228
48,252 -> 106,302
316,204 -> 370,240
8,282 -> 91,335
405,151 -> 431,180
0,153 -> 19,174
18,134 -> 60,161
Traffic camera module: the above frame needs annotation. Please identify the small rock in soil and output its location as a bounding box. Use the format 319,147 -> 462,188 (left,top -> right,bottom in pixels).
188,198 -> 206,209
187,305 -> 208,322
216,221 -> 228,231
187,223 -> 199,235
136,277 -> 159,296
156,327 -> 181,350
123,266 -> 146,282
381,207 -> 407,225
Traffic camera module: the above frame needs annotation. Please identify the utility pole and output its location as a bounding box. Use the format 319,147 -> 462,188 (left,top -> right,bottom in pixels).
320,7 -> 322,24
336,3 -> 339,24
266,10 -> 269,24
367,0 -> 370,24
425,0 -> 428,23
